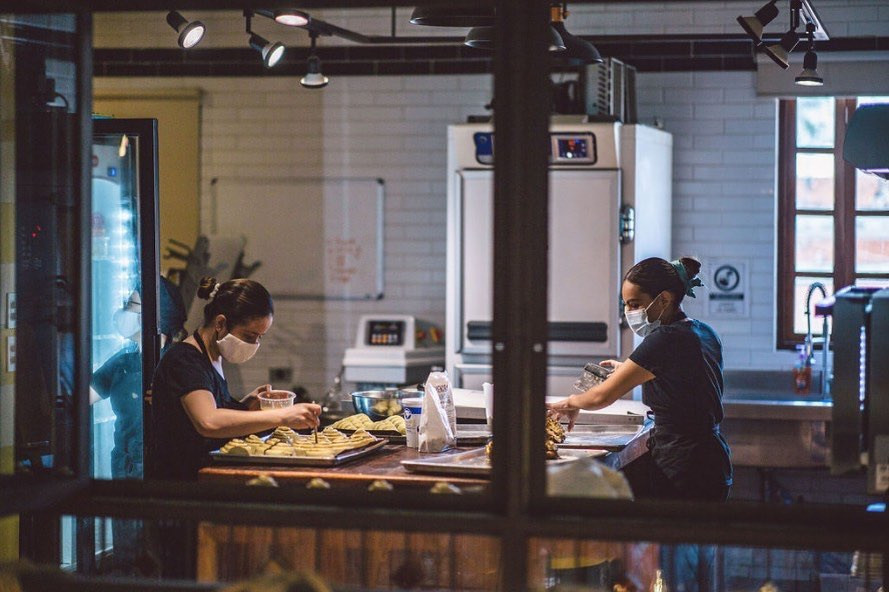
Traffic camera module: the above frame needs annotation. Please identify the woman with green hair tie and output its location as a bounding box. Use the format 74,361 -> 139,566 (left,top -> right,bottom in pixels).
549,256 -> 732,502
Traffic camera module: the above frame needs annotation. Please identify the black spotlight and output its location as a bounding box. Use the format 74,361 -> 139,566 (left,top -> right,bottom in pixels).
274,10 -> 310,27
300,32 -> 329,89
763,28 -> 800,69
249,34 -> 285,68
762,0 -> 801,69
737,0 -> 779,45
409,5 -> 495,27
551,5 -> 603,65
795,23 -> 823,86
166,11 -> 205,49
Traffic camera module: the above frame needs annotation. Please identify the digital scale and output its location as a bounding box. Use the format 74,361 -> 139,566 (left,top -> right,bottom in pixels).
342,315 -> 446,389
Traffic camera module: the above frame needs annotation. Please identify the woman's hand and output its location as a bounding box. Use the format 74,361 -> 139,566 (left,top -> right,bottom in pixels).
599,359 -> 623,371
277,403 -> 322,430
547,396 -> 580,431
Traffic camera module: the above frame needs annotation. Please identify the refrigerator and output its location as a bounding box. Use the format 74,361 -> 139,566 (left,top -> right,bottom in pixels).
66,119 -> 159,573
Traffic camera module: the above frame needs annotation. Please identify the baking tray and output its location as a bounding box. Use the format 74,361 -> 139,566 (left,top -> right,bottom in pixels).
209,438 -> 387,467
401,447 -> 603,477
559,424 -> 643,450
334,426 -> 491,446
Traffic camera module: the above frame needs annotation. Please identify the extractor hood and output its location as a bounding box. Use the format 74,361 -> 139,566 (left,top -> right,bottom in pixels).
843,103 -> 889,180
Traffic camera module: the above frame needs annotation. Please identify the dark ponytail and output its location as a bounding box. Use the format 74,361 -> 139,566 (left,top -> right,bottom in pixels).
197,276 -> 274,329
624,256 -> 703,304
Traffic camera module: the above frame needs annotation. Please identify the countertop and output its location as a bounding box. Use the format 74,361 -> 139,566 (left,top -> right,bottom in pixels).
453,388 -> 834,423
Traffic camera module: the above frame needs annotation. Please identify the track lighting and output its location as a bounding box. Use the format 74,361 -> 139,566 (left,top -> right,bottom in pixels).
166,11 -> 205,49
300,31 -> 328,89
762,0 -> 801,69
551,4 -> 604,65
795,22 -> 823,86
274,10 -> 310,27
249,33 -> 285,68
464,25 -> 566,52
736,0 -> 779,45
409,5 -> 495,27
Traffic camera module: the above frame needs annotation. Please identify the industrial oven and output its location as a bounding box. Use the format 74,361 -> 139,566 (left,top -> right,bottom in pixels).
445,120 -> 673,395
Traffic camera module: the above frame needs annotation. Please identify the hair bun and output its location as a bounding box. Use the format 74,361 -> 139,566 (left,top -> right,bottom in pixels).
196,276 -> 218,300
679,256 -> 702,279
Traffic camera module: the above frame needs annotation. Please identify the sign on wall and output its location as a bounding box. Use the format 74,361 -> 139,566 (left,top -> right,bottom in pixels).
706,258 -> 749,318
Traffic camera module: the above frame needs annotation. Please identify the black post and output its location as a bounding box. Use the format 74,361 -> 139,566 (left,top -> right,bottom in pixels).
492,0 -> 551,590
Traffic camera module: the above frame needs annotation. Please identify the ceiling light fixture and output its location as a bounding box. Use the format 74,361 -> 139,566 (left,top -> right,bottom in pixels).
300,31 -> 329,89
274,10 -> 310,27
795,22 -> 823,86
736,0 -> 779,45
762,0 -> 801,69
409,5 -> 495,27
166,10 -> 205,49
464,25 -> 566,52
551,4 -> 604,65
250,34 -> 285,68
244,11 -> 285,68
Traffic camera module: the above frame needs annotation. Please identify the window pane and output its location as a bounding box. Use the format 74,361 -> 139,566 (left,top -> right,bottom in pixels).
855,217 -> 889,274
855,277 -> 889,288
795,215 -> 834,273
793,277 -> 833,335
796,97 -> 834,148
858,96 -> 889,106
856,169 -> 889,211
796,153 -> 834,210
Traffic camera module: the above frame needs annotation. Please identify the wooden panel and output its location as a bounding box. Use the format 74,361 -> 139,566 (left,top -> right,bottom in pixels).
318,529 -> 364,588
454,534 -> 499,590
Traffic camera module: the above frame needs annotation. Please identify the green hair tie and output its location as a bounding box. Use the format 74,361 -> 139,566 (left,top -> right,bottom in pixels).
671,260 -> 704,298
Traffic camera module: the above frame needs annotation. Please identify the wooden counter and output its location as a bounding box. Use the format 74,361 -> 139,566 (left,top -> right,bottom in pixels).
196,427 -> 653,588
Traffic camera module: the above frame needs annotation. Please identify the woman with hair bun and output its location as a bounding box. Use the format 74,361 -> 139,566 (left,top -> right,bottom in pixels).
549,257 -> 732,502
149,276 -> 321,481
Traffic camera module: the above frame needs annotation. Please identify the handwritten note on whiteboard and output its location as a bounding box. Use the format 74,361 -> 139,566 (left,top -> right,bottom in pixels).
210,177 -> 384,300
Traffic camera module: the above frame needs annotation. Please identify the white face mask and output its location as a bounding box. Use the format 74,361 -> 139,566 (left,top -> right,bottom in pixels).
625,293 -> 666,338
114,310 -> 141,341
216,332 -> 260,364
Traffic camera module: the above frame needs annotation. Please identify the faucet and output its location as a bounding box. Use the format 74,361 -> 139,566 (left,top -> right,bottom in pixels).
804,282 -> 831,397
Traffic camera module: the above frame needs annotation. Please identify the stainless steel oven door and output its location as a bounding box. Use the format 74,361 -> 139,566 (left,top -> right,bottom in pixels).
456,169 -> 621,357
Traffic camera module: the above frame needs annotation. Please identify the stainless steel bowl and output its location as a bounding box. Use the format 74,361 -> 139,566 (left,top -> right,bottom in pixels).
351,390 -> 413,421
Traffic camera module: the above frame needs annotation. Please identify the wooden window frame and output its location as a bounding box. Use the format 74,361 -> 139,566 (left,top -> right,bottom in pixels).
778,97 -> 889,349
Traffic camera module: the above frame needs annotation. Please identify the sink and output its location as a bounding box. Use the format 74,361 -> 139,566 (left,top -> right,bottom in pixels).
723,369 -> 825,401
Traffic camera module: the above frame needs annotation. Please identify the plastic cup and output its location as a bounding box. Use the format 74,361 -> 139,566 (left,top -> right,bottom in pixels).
482,382 -> 494,431
258,391 -> 296,410
402,397 -> 423,448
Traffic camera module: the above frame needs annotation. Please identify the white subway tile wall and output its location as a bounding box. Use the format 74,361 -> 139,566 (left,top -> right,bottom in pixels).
93,2 -> 889,395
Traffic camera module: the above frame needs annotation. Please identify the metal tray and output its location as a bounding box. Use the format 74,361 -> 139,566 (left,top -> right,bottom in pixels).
401,447 -> 601,477
335,425 -> 491,446
559,424 -> 643,450
209,438 -> 387,467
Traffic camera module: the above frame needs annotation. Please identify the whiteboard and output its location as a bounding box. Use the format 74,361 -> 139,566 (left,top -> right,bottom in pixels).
209,177 -> 384,300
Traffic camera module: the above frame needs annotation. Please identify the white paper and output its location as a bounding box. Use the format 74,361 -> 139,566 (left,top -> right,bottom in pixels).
482,382 -> 494,430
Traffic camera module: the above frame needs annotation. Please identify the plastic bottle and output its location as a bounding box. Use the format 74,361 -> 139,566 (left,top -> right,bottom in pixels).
793,344 -> 812,395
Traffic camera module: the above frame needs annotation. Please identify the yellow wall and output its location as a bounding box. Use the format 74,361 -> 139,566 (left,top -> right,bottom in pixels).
93,90 -> 202,275
0,21 -> 18,561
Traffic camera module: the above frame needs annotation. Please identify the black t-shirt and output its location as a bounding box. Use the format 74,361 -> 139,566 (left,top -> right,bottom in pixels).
92,343 -> 143,477
629,317 -> 732,493
148,341 -> 246,480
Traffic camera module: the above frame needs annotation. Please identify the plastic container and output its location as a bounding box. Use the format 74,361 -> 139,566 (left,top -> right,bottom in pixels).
258,391 -> 296,410
793,344 -> 812,395
402,397 -> 423,448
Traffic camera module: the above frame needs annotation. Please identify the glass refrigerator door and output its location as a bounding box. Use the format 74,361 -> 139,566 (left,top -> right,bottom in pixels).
90,119 -> 159,483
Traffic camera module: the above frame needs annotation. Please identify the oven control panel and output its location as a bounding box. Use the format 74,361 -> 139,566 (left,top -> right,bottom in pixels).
472,131 -> 597,165
365,319 -> 405,346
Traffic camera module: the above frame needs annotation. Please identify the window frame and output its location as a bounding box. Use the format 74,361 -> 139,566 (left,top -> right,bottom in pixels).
777,97 -> 889,349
